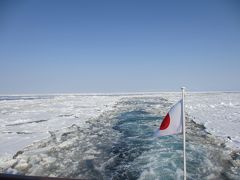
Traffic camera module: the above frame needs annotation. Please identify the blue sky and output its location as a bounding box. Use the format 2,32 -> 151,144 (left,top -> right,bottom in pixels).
0,0 -> 240,93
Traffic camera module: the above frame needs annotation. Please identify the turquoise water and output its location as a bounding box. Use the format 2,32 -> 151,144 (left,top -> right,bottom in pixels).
106,109 -> 183,179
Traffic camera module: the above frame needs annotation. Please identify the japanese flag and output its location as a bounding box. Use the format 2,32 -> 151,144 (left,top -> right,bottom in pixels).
155,100 -> 183,137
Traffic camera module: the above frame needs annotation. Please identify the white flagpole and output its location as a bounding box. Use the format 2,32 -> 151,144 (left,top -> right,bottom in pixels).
181,87 -> 187,180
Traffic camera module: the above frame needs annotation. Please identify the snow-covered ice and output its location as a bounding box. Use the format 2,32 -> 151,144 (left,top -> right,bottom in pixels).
0,92 -> 240,179
0,95 -> 120,157
186,92 -> 240,149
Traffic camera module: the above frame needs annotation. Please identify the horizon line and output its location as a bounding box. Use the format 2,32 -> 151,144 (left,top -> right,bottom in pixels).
0,90 -> 240,96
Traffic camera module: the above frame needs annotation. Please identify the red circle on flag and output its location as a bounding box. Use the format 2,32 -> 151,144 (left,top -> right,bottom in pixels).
160,113 -> 170,130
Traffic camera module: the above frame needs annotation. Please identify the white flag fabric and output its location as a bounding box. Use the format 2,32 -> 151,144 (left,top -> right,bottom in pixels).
155,100 -> 183,137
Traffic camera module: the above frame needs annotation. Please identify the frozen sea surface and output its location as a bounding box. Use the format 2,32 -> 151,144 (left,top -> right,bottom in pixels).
186,93 -> 240,149
0,93 -> 240,179
0,95 -> 120,157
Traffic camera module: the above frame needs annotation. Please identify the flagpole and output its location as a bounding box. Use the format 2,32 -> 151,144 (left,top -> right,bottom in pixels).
181,87 -> 186,180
